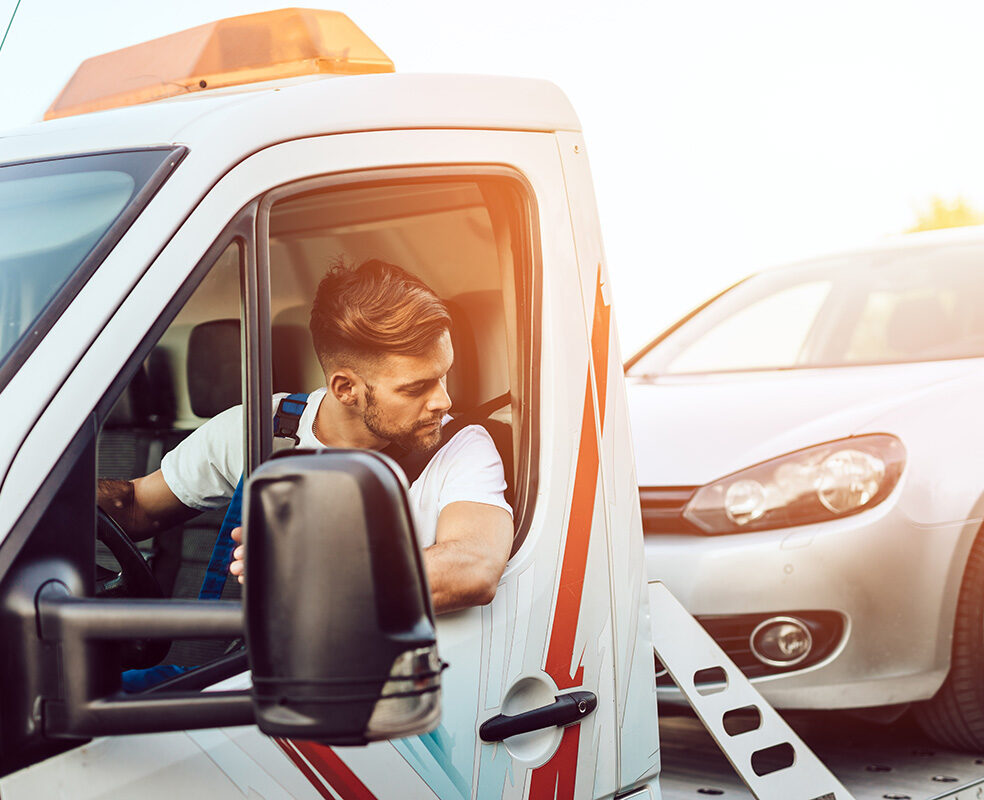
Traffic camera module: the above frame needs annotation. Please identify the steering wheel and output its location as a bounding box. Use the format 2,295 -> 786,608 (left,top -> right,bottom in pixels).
96,508 -> 171,668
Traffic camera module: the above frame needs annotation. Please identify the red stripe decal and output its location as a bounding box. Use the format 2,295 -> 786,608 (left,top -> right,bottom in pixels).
533,267 -> 612,796
279,739 -> 379,800
543,373 -> 597,689
543,266 -> 612,690
274,739 -> 337,800
528,725 -> 581,799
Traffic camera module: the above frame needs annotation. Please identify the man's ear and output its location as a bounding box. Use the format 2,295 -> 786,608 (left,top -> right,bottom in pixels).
328,369 -> 361,407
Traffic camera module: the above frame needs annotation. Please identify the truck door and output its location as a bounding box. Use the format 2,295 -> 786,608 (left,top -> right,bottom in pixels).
556,132 -> 663,794
252,131 -> 623,799
0,128 -> 622,799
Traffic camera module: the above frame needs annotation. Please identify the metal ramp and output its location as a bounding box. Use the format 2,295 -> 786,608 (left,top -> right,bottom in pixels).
649,581 -> 855,800
928,777 -> 984,799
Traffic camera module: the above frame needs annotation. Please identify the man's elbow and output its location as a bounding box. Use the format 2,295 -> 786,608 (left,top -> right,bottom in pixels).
472,579 -> 498,607
469,561 -> 505,606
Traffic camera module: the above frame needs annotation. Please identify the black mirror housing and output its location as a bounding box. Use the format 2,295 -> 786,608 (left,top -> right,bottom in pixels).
244,449 -> 442,744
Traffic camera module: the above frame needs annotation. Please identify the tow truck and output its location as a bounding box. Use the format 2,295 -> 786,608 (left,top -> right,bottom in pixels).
0,8 -> 980,799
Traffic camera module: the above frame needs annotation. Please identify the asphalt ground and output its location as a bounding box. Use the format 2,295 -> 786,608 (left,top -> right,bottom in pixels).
657,705 -> 984,800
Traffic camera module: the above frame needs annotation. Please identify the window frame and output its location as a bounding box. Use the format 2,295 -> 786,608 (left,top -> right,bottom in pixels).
256,165 -> 542,547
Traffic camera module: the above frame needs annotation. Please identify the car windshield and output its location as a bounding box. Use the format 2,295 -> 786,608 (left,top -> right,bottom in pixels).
628,241 -> 984,376
0,149 -> 174,373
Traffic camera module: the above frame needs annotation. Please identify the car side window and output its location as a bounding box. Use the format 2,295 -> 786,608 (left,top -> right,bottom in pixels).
634,280 -> 833,376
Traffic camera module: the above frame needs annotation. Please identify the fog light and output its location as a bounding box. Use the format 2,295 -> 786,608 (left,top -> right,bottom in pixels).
750,617 -> 812,667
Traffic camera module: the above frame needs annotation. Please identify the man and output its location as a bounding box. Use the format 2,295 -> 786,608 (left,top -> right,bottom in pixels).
99,259 -> 514,614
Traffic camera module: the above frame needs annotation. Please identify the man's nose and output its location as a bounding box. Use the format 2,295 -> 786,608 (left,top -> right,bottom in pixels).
427,380 -> 452,413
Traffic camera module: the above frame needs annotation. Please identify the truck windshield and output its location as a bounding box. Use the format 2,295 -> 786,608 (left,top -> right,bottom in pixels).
628,241 -> 984,376
0,149 -> 176,375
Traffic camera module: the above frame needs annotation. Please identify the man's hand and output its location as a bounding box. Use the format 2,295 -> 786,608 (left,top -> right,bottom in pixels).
97,470 -> 198,540
230,527 -> 245,584
227,503 -> 513,611
423,501 -> 513,614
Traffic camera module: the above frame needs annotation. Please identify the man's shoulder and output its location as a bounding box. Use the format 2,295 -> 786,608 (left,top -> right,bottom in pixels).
435,422 -> 503,465
444,421 -> 494,442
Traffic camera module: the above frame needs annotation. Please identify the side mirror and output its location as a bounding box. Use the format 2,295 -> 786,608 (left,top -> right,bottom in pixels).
244,449 -> 442,745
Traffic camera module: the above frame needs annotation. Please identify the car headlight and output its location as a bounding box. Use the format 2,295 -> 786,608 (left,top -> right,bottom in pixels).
683,434 -> 906,534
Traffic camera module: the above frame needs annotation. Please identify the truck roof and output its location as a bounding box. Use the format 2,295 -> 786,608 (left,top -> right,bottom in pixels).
0,73 -> 581,164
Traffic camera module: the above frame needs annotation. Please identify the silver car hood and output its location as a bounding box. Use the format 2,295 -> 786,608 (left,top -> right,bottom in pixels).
627,359 -> 983,486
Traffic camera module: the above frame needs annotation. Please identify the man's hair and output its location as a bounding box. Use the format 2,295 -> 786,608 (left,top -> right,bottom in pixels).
309,259 -> 451,370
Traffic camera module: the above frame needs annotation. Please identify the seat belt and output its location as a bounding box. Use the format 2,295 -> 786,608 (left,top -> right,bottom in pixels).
389,396 -> 509,484
198,392 -> 310,600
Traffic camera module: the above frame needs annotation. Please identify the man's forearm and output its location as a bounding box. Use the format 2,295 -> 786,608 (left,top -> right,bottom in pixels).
97,473 -> 196,540
97,479 -> 145,534
424,502 -> 513,614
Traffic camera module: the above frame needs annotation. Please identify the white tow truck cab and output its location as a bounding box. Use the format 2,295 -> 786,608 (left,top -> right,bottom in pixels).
0,10 -> 853,799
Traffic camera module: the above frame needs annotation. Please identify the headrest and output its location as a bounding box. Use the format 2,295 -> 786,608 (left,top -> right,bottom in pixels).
445,299 -> 479,411
104,346 -> 177,429
187,319 -> 242,418
271,304 -> 319,394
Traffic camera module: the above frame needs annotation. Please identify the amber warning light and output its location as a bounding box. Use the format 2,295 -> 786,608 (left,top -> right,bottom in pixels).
44,8 -> 395,121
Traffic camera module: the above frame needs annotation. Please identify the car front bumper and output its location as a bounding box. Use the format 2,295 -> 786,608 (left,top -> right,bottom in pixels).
645,492 -> 979,709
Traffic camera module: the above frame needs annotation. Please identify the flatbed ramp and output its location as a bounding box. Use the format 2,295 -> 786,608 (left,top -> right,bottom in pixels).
658,708 -> 984,800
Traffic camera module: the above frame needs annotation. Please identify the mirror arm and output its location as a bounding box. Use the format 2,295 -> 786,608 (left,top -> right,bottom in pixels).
37,581 -> 253,738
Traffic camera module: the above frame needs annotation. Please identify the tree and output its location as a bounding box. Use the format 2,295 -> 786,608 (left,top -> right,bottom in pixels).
908,196 -> 984,233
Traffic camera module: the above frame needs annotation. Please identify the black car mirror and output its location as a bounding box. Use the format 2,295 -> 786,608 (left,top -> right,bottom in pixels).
244,449 -> 442,744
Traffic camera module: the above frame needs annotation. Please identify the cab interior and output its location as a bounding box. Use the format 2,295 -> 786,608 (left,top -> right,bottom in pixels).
96,173 -> 535,668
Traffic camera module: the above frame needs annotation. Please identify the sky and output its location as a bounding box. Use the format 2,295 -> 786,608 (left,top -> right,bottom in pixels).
2,0 -> 984,354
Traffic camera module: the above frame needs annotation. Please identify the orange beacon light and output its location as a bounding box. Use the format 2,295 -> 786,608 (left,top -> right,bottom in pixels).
44,8 -> 395,121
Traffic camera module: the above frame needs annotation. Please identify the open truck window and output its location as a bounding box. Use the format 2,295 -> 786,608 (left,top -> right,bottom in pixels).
261,170 -> 539,544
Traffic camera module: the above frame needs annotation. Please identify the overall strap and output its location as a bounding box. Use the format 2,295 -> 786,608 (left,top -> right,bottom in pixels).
273,393 -> 309,444
199,392 -> 310,600
392,393 -> 513,505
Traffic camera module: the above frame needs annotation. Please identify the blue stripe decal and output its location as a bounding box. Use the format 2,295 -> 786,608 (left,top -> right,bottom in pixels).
393,726 -> 469,800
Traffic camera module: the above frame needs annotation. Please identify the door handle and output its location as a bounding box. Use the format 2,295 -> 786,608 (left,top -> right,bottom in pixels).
479,691 -> 597,742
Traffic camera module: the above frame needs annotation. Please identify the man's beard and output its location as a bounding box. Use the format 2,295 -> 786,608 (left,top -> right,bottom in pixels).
362,385 -> 443,453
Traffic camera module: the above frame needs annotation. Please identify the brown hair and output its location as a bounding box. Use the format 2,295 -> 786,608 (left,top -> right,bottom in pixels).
309,259 -> 451,369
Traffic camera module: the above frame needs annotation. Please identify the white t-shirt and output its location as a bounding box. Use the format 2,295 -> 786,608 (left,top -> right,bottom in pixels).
160,388 -> 512,548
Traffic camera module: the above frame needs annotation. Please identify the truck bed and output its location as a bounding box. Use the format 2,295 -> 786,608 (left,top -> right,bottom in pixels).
659,707 -> 984,799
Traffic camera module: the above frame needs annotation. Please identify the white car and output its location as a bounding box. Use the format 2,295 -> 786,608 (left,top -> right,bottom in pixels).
626,225 -> 984,750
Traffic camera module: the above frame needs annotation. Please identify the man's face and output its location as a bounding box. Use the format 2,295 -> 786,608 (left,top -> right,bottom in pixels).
359,330 -> 454,453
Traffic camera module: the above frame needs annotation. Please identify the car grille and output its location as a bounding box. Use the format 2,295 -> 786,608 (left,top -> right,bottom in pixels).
639,486 -> 699,534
